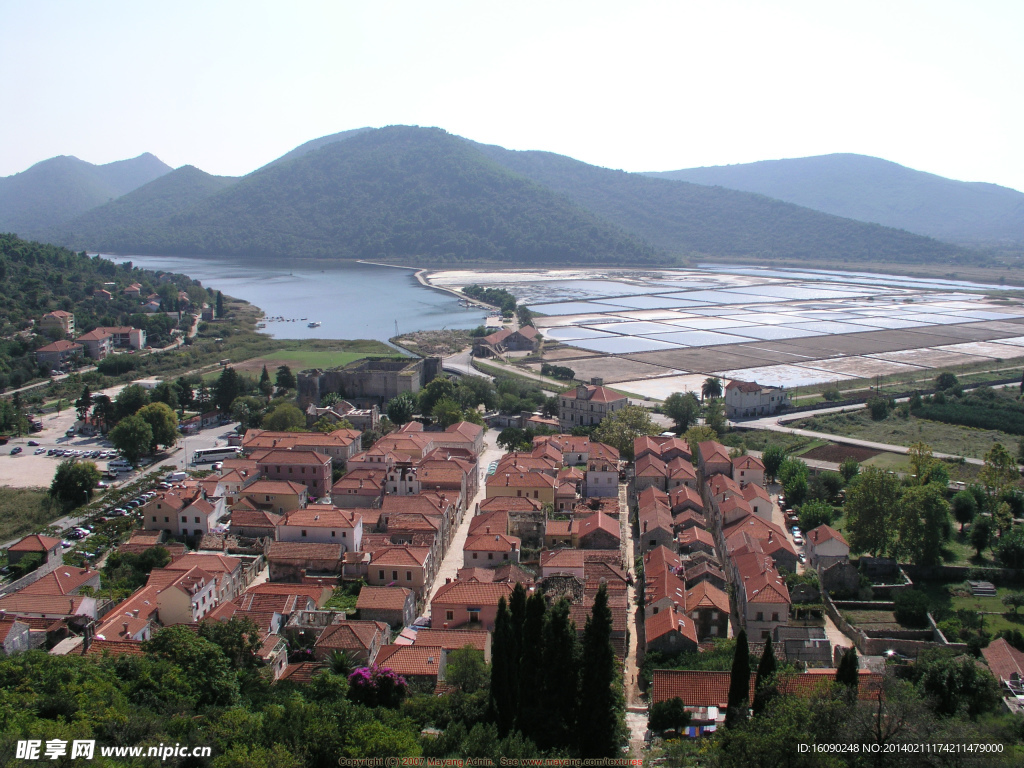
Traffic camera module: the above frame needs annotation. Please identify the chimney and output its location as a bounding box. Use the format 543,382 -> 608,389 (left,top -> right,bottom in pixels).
122,622 -> 129,636
643,521 -> 648,533
133,609 -> 140,618
446,577 -> 451,584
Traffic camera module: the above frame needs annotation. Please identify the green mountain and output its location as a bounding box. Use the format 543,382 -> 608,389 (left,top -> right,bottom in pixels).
0,153 -> 172,237
472,144 -> 972,265
646,154 -> 1024,246
50,165 -> 238,247
56,126 -> 663,265
259,128 -> 372,170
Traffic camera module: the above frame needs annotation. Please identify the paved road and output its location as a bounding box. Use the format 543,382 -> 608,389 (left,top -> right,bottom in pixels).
442,349 -> 491,380
421,428 -> 504,616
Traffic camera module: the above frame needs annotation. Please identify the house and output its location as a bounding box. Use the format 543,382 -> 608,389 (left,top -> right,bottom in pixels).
644,567 -> 688,617
685,582 -> 730,640
93,288 -> 112,301
267,542 -> 344,581
463,533 -> 521,568
732,455 -> 766,487
412,628 -> 491,663
806,524 -> 850,569
236,479 -> 309,514
585,442 -> 620,498
35,340 -> 83,372
774,626 -> 832,667
724,380 -> 790,418
164,553 -> 250,603
430,580 -> 514,630
146,566 -> 219,624
734,552 -> 791,640
77,329 -> 115,360
331,468 -> 386,508
367,547 -> 432,596
718,495 -> 753,528
94,326 -> 146,350
277,506 -> 362,552
577,511 -> 621,549
437,422 -> 485,456
678,527 -> 716,557
684,561 -> 728,592
637,487 -> 675,553
634,454 -> 669,492
652,668 -> 882,707
124,283 -> 143,297
645,604 -> 699,655
697,441 -> 732,478
485,469 -> 555,505
473,326 -> 539,357
0,593 -> 98,620
558,378 -> 627,431
479,496 -> 545,545
356,586 -> 417,628
0,618 -> 31,655
40,310 -> 75,337
375,644 -> 447,690
243,429 -> 362,469
741,483 -> 772,520
18,567 -> 101,596
141,489 -> 223,538
669,485 -> 704,518
540,549 -> 586,581
252,449 -> 333,499
313,620 -> 389,664
981,638 -> 1024,692
6,534 -> 63,569
666,458 -> 697,490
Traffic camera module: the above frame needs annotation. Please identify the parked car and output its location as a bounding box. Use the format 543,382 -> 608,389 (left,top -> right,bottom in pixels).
9,447 -> 22,455
34,448 -> 45,455
27,440 -> 39,446
798,553 -> 807,564
793,535 -> 804,546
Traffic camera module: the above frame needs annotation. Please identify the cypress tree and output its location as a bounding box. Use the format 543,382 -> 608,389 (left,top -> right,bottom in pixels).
835,646 -> 860,692
725,629 -> 750,728
577,584 -> 621,758
216,290 -> 224,318
540,598 -> 579,751
518,591 -> 548,741
505,583 -> 527,731
752,635 -> 777,716
490,597 -> 516,734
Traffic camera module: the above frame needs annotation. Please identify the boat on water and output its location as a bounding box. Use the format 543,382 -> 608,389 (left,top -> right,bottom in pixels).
308,321 -> 321,328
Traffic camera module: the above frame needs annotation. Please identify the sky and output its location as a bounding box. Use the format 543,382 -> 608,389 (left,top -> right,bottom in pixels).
2,0 -> 1023,191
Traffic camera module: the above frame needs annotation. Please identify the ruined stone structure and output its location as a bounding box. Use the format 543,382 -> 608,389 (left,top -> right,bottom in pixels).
297,357 -> 442,407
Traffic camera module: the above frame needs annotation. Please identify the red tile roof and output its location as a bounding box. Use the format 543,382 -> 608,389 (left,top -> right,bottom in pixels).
431,580 -> 514,606
645,604 -> 699,646
315,620 -> 388,653
577,511 -> 620,543
413,628 -> 489,653
376,644 -> 445,677
560,384 -> 626,404
267,541 -> 344,560
464,533 -> 520,553
356,585 -> 413,611
982,638 -> 1024,684
541,549 -> 585,570
279,662 -> 326,683
8,534 -> 62,552
369,546 -> 430,566
685,581 -> 730,613
479,496 -> 543,512
19,567 -> 98,596
808,524 -> 849,548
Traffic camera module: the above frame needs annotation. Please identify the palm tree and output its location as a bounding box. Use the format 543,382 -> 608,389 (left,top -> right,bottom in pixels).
327,649 -> 355,676
701,377 -> 723,402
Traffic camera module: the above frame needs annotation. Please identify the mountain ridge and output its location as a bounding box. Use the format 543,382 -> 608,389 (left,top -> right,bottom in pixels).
646,153 -> 1024,246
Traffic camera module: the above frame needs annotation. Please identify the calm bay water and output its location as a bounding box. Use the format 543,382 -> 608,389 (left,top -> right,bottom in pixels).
97,255 -> 485,342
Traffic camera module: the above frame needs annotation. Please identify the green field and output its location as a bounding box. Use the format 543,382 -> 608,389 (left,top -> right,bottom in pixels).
792,409 -> 1019,460
720,428 -> 828,455
0,488 -> 61,545
200,340 -> 399,381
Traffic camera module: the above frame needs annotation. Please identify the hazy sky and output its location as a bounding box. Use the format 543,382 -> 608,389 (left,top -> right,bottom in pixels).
2,0 -> 1022,190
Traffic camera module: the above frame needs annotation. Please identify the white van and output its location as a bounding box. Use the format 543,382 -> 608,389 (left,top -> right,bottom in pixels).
165,471 -> 187,483
108,459 -> 133,472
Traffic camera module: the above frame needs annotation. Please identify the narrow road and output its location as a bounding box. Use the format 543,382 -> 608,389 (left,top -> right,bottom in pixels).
421,428 -> 504,615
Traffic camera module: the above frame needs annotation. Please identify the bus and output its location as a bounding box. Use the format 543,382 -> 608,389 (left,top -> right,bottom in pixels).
191,446 -> 242,465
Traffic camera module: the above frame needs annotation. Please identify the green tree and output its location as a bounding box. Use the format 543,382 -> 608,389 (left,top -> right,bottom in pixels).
835,646 -> 859,690
663,391 -> 701,432
839,456 -> 860,482
994,501 -> 1014,536
701,376 -> 723,401
778,458 -> 809,508
114,383 -> 150,421
75,385 -> 92,421
912,648 -> 1000,718
232,395 -> 267,430
951,490 -> 978,533
91,393 -> 115,432
894,483 -> 950,566
517,591 -> 547,740
275,365 -> 296,390
136,401 -> 179,451
263,403 -> 305,431
752,635 -> 777,717
108,413 -> 153,464
980,443 -> 1019,497
593,404 -> 659,460
996,526 -> 1024,569
578,584 -> 622,758
935,371 -> 959,391
649,697 -> 691,733
214,367 -> 244,412
798,499 -> 834,532
490,597 -> 516,734
893,590 -> 930,627
540,598 -> 580,751
844,466 -> 901,557
969,516 -> 994,557
49,459 -> 101,508
418,376 -> 457,415
198,616 -> 263,669
175,376 -> 195,413
386,392 -> 416,425
258,365 -> 273,398
215,290 -> 224,318
446,646 -> 488,694
150,380 -> 179,411
725,629 -> 750,728
497,427 -> 530,452
1001,592 -> 1024,615
431,396 -> 466,429
703,397 -> 727,434
761,445 -> 786,485
143,624 -> 240,706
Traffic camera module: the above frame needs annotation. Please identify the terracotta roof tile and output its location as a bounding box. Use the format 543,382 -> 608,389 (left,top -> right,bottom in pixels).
375,644 -> 445,677
356,586 -> 413,611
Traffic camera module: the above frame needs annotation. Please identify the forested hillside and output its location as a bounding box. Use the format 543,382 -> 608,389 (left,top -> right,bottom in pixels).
50,165 -> 238,246
56,126 -> 663,265
473,143 -> 976,265
648,153 -> 1024,247
0,153 -> 171,237
0,234 -> 212,391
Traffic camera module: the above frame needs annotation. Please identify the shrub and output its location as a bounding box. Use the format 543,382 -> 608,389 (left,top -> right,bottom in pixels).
893,590 -> 930,628
347,665 -> 408,708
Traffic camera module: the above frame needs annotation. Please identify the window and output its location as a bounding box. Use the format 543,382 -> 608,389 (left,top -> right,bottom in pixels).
301,529 -> 307,537
691,611 -> 699,619
378,570 -> 385,580
755,612 -> 763,621
472,553 -> 478,560
152,516 -> 157,522
709,625 -> 718,636
711,611 -> 718,620
331,531 -> 336,537
772,613 -> 779,622
649,539 -> 656,546
405,571 -> 412,581
392,571 -> 398,581
342,531 -> 346,538
181,516 -> 188,523
487,553 -> 493,560
533,491 -> 538,498
164,517 -> 169,523
652,607 -> 659,615
503,554 -> 509,560
517,490 -> 522,497
446,610 -> 454,621
194,517 -> 200,523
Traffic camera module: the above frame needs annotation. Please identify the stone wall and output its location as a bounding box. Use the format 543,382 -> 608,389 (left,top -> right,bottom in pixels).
297,357 -> 441,407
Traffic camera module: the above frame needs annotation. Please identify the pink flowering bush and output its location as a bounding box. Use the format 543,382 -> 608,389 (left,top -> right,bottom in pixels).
347,665 -> 408,708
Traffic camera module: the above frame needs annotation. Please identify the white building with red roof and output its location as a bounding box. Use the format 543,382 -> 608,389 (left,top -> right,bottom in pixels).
724,380 -> 790,418
806,524 -> 850,568
462,532 -> 521,568
277,506 -> 362,551
558,378 -> 627,431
